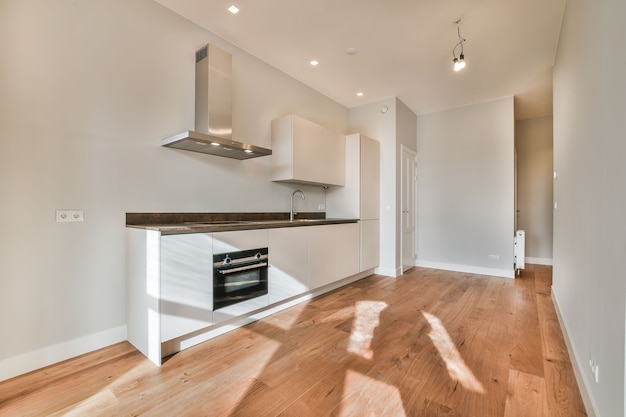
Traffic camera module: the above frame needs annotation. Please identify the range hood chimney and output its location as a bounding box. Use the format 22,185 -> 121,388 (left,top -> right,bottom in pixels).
161,44 -> 272,160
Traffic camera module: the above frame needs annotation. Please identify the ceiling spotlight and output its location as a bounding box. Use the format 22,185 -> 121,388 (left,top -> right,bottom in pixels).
452,19 -> 467,72
356,92 -> 364,97
228,5 -> 239,14
310,60 -> 319,66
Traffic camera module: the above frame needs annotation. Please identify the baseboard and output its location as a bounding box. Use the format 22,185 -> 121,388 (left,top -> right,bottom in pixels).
526,257 -> 553,266
551,290 -> 599,417
375,265 -> 403,277
415,260 -> 515,279
0,325 -> 127,382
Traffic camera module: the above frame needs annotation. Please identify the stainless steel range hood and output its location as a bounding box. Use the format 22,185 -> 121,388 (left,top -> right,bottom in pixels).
161,44 -> 272,160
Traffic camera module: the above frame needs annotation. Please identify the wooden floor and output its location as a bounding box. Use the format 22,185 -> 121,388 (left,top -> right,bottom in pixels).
0,265 -> 587,417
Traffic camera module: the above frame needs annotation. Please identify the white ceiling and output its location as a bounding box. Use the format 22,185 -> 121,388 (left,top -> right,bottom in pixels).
154,0 -> 565,119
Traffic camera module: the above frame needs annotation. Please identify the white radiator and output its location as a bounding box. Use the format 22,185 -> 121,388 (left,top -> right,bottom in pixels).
514,230 -> 525,274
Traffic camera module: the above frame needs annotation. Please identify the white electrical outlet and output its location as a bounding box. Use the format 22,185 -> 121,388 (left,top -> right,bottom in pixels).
56,209 -> 84,222
589,355 -> 599,383
70,210 -> 84,221
318,204 -> 326,211
56,210 -> 70,222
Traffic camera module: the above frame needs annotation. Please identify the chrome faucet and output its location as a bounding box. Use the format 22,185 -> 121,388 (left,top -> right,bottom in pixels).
290,190 -> 305,221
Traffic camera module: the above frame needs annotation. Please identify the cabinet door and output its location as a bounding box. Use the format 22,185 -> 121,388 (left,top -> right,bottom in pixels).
292,116 -> 323,183
212,229 -> 269,254
272,114 -> 346,186
308,225 -> 338,289
337,223 -> 360,279
160,233 -> 213,342
360,136 -> 380,220
268,227 -> 309,304
360,220 -> 380,271
322,128 -> 346,186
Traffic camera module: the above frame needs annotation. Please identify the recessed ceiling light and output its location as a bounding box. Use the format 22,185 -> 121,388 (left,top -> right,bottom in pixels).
346,47 -> 358,55
356,92 -> 364,97
244,149 -> 253,153
210,142 -> 220,146
228,5 -> 239,14
310,60 -> 319,66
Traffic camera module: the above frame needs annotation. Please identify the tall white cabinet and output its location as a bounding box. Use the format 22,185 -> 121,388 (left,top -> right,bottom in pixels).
326,133 -> 380,271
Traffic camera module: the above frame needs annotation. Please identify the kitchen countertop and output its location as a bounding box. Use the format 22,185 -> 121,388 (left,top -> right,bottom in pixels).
126,212 -> 358,235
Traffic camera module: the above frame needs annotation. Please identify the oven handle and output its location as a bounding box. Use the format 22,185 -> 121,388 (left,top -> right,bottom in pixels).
217,262 -> 268,275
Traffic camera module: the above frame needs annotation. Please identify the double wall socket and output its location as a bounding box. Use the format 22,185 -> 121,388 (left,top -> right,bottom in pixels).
56,209 -> 84,222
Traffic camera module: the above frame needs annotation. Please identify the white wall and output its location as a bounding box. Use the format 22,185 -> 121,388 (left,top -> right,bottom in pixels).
415,98 -> 515,277
0,0 -> 348,380
347,98 -> 417,277
552,0 -> 626,415
515,116 -> 553,264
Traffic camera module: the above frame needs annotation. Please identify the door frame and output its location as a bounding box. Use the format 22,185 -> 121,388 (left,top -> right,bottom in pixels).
401,145 -> 417,273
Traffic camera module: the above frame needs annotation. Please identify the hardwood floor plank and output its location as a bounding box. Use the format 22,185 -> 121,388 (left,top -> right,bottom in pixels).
503,369 -> 548,417
0,266 -> 588,417
509,272 -> 545,377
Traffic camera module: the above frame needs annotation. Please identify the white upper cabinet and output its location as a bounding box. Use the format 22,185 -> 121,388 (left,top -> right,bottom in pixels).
322,127 -> 346,186
326,133 -> 380,220
271,114 -> 345,187
359,134 -> 380,220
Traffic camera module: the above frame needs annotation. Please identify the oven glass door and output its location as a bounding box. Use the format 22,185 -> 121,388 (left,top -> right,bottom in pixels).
213,248 -> 268,310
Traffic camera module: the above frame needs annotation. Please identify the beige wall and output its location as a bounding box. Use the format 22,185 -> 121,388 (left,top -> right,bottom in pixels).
416,98 -> 515,277
515,116 -> 553,263
553,0 -> 626,415
0,0 -> 348,380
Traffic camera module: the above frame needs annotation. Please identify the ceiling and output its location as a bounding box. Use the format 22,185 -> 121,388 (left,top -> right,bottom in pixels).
154,0 -> 565,120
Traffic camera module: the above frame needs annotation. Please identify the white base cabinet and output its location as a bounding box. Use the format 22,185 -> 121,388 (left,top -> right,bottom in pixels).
268,227 -> 309,304
126,229 -> 214,365
160,233 -> 214,342
127,222 -> 363,366
360,220 -> 380,271
308,225 -> 339,289
338,223 -> 360,278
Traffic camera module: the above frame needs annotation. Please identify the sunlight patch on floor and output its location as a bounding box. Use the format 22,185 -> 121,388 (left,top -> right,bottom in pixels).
422,311 -> 486,394
338,369 -> 406,417
347,301 -> 388,360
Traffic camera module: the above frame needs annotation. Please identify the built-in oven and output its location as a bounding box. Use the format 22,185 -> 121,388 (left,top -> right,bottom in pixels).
212,247 -> 268,310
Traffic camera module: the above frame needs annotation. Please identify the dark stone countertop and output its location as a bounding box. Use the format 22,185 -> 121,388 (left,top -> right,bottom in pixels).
126,212 -> 358,235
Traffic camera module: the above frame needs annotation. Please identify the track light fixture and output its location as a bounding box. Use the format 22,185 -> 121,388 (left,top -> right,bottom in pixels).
452,19 -> 466,72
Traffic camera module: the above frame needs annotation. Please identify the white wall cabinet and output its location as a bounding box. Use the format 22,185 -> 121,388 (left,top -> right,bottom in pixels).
322,127 -> 346,186
327,133 -> 380,272
271,114 -> 345,186
268,227 -> 309,304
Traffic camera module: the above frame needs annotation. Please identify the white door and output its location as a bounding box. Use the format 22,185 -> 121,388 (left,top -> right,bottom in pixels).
401,146 -> 417,273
